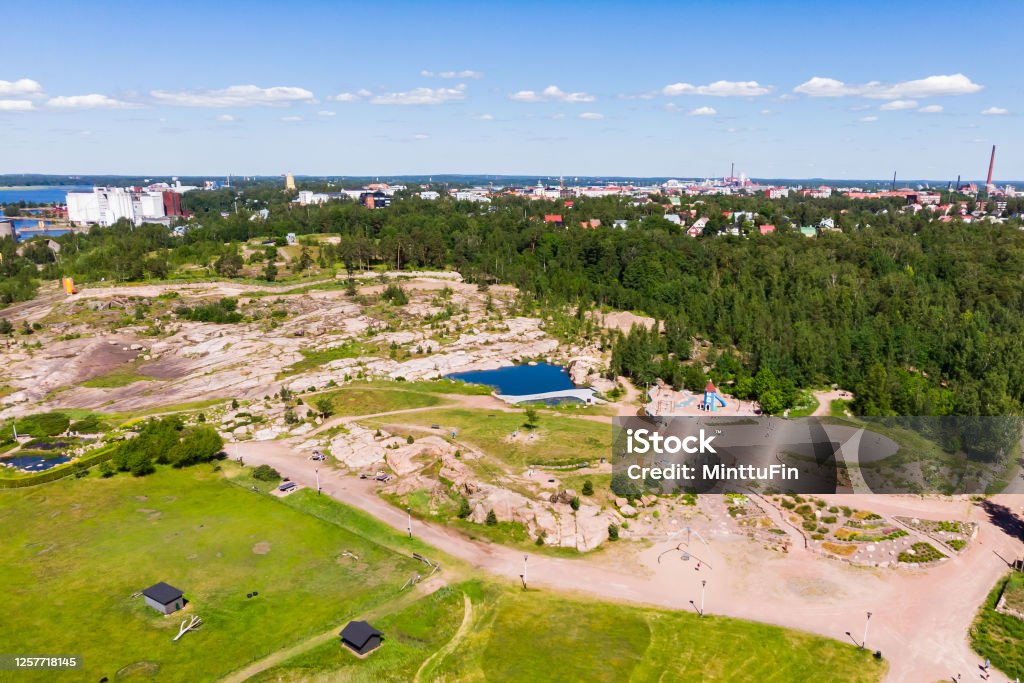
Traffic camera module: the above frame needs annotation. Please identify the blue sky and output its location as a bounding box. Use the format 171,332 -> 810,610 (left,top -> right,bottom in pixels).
2,0 -> 1021,179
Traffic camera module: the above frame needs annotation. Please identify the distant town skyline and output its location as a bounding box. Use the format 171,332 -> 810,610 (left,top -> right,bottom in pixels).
2,0 -> 1022,179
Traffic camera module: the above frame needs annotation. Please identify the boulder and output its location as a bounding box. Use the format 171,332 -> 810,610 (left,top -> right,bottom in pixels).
619,504 -> 638,517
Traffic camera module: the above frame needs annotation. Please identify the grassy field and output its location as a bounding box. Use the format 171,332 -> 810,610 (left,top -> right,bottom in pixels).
321,384 -> 447,417
364,407 -> 610,466
258,581 -> 887,683
0,465 -> 423,682
970,571 -> 1024,678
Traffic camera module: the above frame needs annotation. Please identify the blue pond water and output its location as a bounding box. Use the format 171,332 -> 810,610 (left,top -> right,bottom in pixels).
446,363 -> 574,395
4,454 -> 72,472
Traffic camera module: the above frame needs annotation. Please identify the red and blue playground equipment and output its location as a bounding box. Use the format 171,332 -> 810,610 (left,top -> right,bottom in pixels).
701,380 -> 727,411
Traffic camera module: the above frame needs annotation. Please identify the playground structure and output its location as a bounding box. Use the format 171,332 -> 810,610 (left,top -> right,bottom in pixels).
61,277 -> 76,295
701,381 -> 726,412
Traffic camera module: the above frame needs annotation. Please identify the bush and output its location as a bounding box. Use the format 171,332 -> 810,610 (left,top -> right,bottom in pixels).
175,297 -> 242,324
582,480 -> 594,496
99,461 -> 115,478
485,509 -> 498,526
570,496 -> 581,511
406,435 -> 415,444
608,523 -> 620,541
253,464 -> 281,482
457,497 -> 472,519
381,283 -> 408,305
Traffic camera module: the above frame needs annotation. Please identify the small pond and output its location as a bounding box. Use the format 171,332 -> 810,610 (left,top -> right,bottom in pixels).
446,362 -> 574,396
3,454 -> 72,472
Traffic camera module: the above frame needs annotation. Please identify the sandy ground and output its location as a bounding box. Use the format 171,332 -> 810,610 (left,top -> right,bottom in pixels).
235,428 -> 1024,683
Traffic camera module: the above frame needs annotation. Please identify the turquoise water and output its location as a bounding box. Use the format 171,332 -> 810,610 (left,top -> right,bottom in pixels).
446,363 -> 574,395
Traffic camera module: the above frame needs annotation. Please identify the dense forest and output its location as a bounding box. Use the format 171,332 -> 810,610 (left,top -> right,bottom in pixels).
3,187 -> 1024,417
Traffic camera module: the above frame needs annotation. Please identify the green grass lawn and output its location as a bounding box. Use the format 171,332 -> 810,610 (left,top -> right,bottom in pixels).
80,365 -> 158,388
0,465 -> 422,682
279,341 -> 381,377
970,572 -> 1024,678
320,384 -> 446,417
364,407 -> 610,466
252,582 -> 482,682
261,581 -> 886,683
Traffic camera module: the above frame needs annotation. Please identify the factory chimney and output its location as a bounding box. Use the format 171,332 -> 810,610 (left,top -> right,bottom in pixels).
986,145 -> 996,189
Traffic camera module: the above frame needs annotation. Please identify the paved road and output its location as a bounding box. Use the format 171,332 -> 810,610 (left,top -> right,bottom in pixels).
236,436 -> 1024,683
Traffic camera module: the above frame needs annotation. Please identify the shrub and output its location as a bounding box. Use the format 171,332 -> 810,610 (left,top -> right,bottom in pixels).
382,284 -> 408,305
253,464 -> 281,482
485,509 -> 498,526
457,497 -> 472,519
582,480 -> 594,496
570,496 -> 581,511
608,523 -> 620,541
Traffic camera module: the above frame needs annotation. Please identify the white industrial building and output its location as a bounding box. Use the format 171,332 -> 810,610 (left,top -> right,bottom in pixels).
66,187 -> 171,227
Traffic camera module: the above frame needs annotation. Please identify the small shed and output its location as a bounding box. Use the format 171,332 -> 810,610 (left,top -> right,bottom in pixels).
340,620 -> 383,656
142,582 -> 184,615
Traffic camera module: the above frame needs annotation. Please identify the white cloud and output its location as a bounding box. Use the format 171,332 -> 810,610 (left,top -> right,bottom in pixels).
421,69 -> 483,79
688,106 -> 717,117
509,85 -> 595,103
578,112 -> 604,120
281,115 -> 304,122
370,84 -> 466,105
918,104 -> 943,113
981,106 -> 1009,115
473,113 -> 494,120
0,99 -> 34,111
760,109 -> 772,115
216,114 -> 235,122
413,133 -> 430,139
0,78 -> 43,97
879,99 -> 918,111
151,85 -> 315,107
859,115 -> 879,122
318,110 -> 336,117
793,77 -> 862,97
330,92 -> 362,102
662,80 -> 771,97
794,73 -> 982,99
47,94 -> 138,109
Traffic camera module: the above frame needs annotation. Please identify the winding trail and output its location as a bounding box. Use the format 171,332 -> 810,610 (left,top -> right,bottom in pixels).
413,593 -> 473,683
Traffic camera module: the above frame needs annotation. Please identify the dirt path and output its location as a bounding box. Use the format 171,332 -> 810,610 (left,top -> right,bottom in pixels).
220,576 -> 449,683
236,435 -> 1023,683
413,593 -> 473,683
812,389 -> 853,416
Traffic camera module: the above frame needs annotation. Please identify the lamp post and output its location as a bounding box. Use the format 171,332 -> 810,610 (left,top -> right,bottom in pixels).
315,467 -> 320,495
406,506 -> 412,539
700,580 -> 707,617
520,554 -> 528,590
861,611 -> 872,649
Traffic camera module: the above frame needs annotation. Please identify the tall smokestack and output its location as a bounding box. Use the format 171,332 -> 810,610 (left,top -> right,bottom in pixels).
986,145 -> 996,188
730,162 -> 734,181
